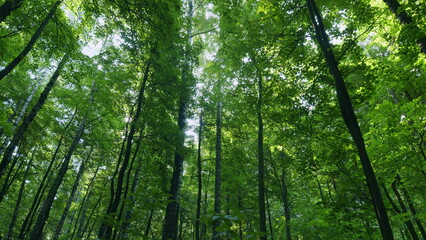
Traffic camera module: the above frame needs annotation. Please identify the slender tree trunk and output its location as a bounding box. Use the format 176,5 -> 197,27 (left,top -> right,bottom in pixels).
53,148 -> 92,240
145,208 -> 155,237
28,83 -> 94,240
390,180 -> 419,240
162,0 -> 192,238
213,100 -> 222,240
18,111 -> 75,239
281,170 -> 291,240
0,0 -> 63,81
162,100 -> 187,240
82,193 -> 103,239
195,114 -> 203,240
395,175 -> 426,239
98,63 -> 150,239
71,167 -> 99,239
0,0 -> 24,23
201,170 -> 210,240
256,68 -> 267,240
306,1 -> 394,239
0,144 -> 24,204
0,53 -> 69,179
266,191 -> 274,240
382,0 -> 426,54
118,127 -> 145,239
6,153 -> 34,240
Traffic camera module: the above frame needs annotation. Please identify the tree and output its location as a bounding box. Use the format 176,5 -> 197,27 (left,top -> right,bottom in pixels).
306,0 -> 394,238
0,0 -> 63,81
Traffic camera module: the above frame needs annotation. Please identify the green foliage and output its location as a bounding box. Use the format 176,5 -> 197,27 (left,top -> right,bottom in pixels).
1,0 -> 426,239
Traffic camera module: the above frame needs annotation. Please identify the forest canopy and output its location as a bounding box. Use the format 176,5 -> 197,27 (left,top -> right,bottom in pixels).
0,0 -> 425,239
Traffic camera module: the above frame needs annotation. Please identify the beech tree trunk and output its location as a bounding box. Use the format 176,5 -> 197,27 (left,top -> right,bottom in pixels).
0,53 -> 69,179
98,63 -> 149,239
395,175 -> 426,239
28,83 -> 94,240
282,170 -> 292,240
117,126 -> 145,239
390,180 -> 419,240
213,100 -> 222,240
256,68 -> 267,240
162,0 -> 192,238
0,0 -> 25,23
306,0 -> 394,239
18,111 -> 75,239
53,149 -> 92,240
382,0 -> 426,54
0,0 -> 63,81
6,153 -> 34,240
162,100 -> 187,240
195,114 -> 203,240
71,167 -> 99,239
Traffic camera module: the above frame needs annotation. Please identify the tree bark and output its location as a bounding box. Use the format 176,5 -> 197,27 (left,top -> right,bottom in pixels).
256,68 -> 267,240
282,170 -> 292,240
6,152 -> 34,240
98,63 -> 150,239
213,100 -> 222,240
382,0 -> 426,54
306,0 -> 394,239
28,83 -> 94,240
395,174 -> 426,239
162,100 -> 187,240
195,114 -> 203,240
0,0 -> 25,23
162,0 -> 192,238
266,191 -> 274,240
0,0 -> 63,81
52,148 -> 92,240
118,126 -> 145,239
18,110 -> 75,239
0,53 -> 69,179
71,167 -> 99,239
389,180 -> 419,240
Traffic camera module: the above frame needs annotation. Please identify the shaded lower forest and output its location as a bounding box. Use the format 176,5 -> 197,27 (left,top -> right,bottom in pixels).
0,0 -> 425,239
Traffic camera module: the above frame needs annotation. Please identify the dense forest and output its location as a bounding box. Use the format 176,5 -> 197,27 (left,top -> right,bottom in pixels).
0,0 -> 425,239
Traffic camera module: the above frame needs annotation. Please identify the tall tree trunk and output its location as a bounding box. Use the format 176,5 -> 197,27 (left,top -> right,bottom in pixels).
17,110 -> 75,239
0,53 -> 69,179
6,152 -> 34,240
195,114 -> 203,240
306,1 -> 394,239
28,83 -> 94,240
118,127 -> 145,239
98,63 -> 150,239
71,167 -> 99,239
256,68 -> 267,240
382,0 -> 426,54
389,181 -> 419,240
162,0 -> 192,238
201,170 -> 210,240
395,174 -> 426,239
52,148 -> 92,240
162,100 -> 187,240
0,143 -> 24,204
266,191 -> 274,240
213,100 -> 222,240
145,208 -> 155,237
282,170 -> 292,240
0,0 -> 25,23
0,0 -> 63,81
